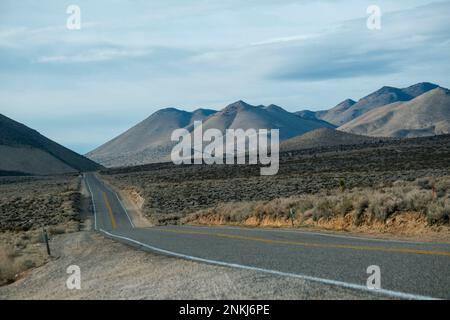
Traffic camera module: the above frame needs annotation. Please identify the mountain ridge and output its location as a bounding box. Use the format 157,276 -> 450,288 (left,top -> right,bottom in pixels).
0,114 -> 102,175
299,82 -> 439,126
87,101 -> 335,167
339,87 -> 450,137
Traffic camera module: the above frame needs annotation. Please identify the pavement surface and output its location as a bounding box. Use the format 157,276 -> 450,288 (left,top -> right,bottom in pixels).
84,173 -> 450,300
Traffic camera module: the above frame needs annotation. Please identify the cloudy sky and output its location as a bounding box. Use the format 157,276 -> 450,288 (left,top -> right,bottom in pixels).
1,0 -> 449,153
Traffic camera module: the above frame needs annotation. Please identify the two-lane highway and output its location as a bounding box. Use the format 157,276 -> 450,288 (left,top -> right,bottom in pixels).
85,172 -> 134,231
84,173 -> 450,299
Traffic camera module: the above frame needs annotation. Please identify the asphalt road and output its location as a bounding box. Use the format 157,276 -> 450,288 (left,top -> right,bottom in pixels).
84,173 -> 450,300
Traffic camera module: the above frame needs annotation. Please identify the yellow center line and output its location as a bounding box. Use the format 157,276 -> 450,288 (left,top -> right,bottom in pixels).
152,228 -> 450,257
102,192 -> 117,229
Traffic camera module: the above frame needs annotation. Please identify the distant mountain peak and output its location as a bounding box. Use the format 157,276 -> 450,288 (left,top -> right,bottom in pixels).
341,98 -> 357,105
334,99 -> 356,110
265,104 -> 286,112
402,82 -> 439,98
222,100 -> 254,114
227,100 -> 252,107
156,107 -> 185,113
366,86 -> 404,98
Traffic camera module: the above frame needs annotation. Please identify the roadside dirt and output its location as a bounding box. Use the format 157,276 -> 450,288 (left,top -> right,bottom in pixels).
188,212 -> 450,243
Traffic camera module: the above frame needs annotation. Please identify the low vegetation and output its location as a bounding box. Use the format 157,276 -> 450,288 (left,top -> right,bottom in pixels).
0,175 -> 82,232
184,176 -> 450,228
103,134 -> 450,227
0,175 -> 82,286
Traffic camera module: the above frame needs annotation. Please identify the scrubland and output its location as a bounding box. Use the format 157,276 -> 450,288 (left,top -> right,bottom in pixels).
0,175 -> 82,285
102,135 -> 450,240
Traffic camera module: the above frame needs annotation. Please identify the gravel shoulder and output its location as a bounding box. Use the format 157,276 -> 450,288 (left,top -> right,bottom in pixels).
0,227 -> 386,300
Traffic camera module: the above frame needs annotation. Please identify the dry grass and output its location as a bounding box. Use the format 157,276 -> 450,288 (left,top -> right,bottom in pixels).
184,176 -> 450,230
0,175 -> 84,286
0,230 -> 48,286
102,135 -> 450,225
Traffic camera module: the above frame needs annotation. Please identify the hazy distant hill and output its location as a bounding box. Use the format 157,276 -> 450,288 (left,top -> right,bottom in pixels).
316,99 -> 357,125
280,128 -> 381,151
0,114 -> 101,175
339,87 -> 450,137
87,108 -> 217,167
298,82 -> 439,126
87,101 -> 334,167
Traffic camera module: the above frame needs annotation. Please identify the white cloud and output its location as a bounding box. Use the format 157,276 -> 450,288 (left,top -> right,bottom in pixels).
250,33 -> 322,46
36,48 -> 149,64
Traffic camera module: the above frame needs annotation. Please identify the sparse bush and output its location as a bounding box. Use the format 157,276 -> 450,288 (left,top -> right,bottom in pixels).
417,178 -> 432,190
427,200 -> 450,225
293,198 -> 314,215
312,199 -> 334,221
0,245 -> 19,285
435,178 -> 450,198
336,196 -> 353,215
368,194 -> 402,221
352,196 -> 369,225
48,226 -> 66,236
402,190 -> 432,213
339,179 -> 346,192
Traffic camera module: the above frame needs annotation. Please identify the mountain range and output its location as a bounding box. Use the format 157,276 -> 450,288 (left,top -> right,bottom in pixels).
0,114 -> 101,175
87,100 -> 335,167
340,87 -> 450,137
2,82 -> 449,172
303,82 -> 440,126
87,82 -> 449,167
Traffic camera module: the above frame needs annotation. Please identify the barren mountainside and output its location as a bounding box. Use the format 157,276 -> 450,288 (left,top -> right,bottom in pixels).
280,128 -> 382,151
300,82 -> 439,126
86,108 -> 217,167
0,114 -> 101,175
339,87 -> 450,137
87,101 -> 334,167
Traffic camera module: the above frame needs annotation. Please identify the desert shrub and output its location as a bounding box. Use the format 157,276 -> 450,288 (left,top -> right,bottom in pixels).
48,226 -> 66,236
339,179 -> 346,192
368,194 -> 402,221
402,189 -> 432,213
0,245 -> 18,285
416,177 -> 432,190
427,200 -> 450,225
435,178 -> 450,198
185,175 -> 450,227
352,196 -> 369,225
214,201 -> 253,222
293,198 -> 315,215
312,199 -> 334,221
336,196 -> 354,215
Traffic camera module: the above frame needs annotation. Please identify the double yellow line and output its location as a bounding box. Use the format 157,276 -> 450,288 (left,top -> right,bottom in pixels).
153,228 -> 450,257
102,192 -> 117,229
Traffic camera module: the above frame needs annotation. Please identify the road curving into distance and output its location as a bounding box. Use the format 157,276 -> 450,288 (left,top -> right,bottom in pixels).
84,172 -> 450,300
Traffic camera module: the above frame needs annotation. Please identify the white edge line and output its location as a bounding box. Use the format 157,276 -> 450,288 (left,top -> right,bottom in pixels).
84,174 -> 98,231
114,192 -> 135,228
98,228 -> 438,301
96,175 -> 135,228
